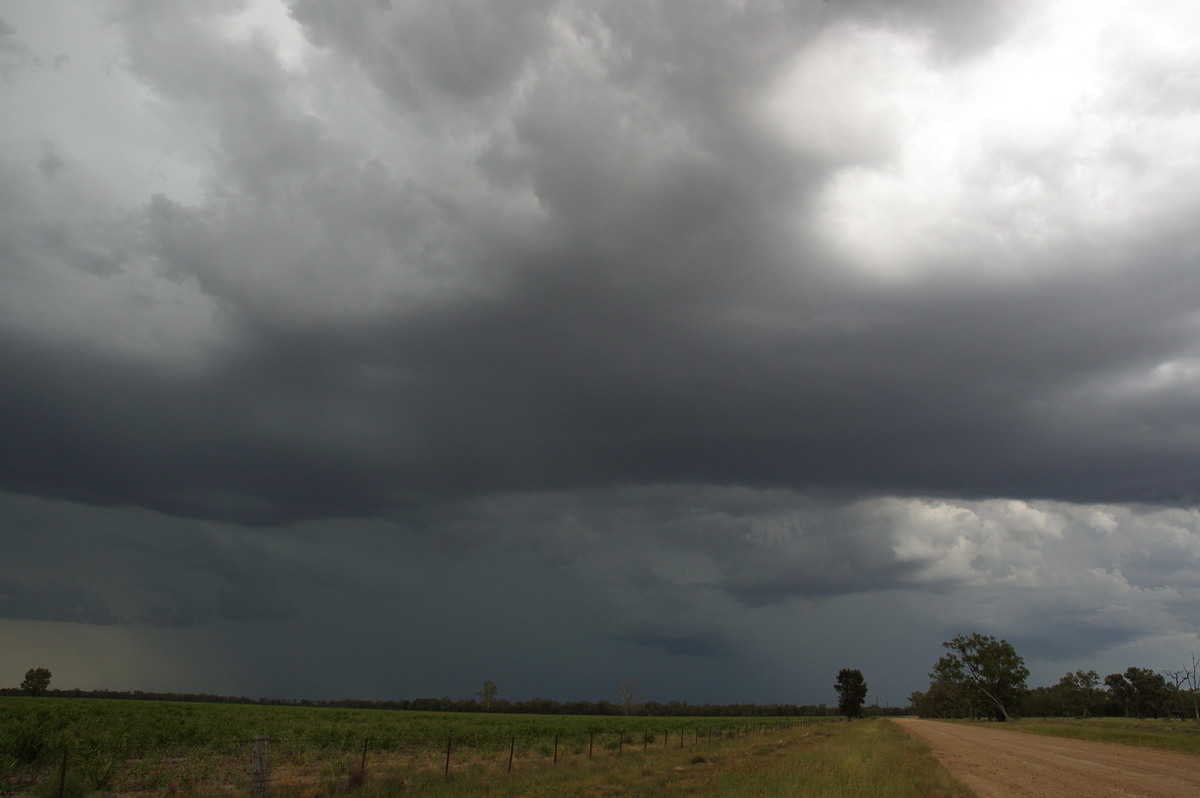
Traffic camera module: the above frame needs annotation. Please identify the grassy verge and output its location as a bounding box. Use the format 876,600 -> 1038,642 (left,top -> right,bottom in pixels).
2,701 -> 971,796
0,698 -> 808,794
1002,717 -> 1200,755
332,719 -> 972,798
691,719 -> 971,798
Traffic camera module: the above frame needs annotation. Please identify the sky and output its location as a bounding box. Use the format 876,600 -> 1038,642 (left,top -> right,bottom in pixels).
3,0 -> 1200,709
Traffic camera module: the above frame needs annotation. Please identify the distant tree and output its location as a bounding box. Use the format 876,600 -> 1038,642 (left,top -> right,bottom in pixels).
1128,666 -> 1170,718
1020,685 -> 1059,717
1022,669 -> 1103,718
1103,672 -> 1130,715
617,678 -> 639,716
910,679 -> 970,718
21,667 -> 51,697
477,680 -> 498,711
931,633 -> 1028,721
1056,669 -> 1103,718
1165,653 -> 1200,723
1105,667 -> 1170,718
834,669 -> 868,719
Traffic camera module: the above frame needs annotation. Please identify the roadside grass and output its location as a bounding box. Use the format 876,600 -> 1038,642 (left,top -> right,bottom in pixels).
1,699 -> 971,796
354,718 -> 972,798
0,699 -> 811,796
1003,717 -> 1200,755
694,718 -> 971,798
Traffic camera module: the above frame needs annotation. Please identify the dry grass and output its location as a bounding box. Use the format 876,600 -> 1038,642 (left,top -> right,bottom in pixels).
3,700 -> 969,797
1002,716 -> 1200,755
257,719 -> 970,798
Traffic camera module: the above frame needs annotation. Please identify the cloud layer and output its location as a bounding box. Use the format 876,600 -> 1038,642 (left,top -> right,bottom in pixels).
3,0 -> 1200,703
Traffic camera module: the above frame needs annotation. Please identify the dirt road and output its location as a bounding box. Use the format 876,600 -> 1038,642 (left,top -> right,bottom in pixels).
893,718 -> 1200,798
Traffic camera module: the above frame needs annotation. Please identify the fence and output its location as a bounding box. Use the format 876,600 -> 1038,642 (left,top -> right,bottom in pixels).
3,720 -> 810,797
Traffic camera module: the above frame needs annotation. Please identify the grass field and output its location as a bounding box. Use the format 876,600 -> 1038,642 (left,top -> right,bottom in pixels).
0,698 -> 966,796
0,696 -> 769,753
1003,716 -> 1200,755
381,718 -> 972,798
0,697 -> 805,795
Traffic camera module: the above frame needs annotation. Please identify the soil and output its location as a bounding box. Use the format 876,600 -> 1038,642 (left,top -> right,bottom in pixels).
893,717 -> 1200,798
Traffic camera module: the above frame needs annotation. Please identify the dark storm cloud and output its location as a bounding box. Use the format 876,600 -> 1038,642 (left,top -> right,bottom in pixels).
0,577 -> 118,625
3,0 -> 1180,521
9,233 -> 1200,524
614,629 -> 729,659
289,0 -> 556,102
0,493 -> 298,629
127,530 -> 298,628
5,0 -> 1200,702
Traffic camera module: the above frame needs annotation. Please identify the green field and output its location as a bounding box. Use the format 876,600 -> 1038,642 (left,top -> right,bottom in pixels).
1,696 -> 773,753
0,697 -> 808,795
1004,716 -> 1200,755
0,699 -> 968,796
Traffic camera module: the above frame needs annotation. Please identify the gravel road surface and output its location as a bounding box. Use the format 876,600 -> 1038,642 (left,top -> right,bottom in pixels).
893,717 -> 1200,798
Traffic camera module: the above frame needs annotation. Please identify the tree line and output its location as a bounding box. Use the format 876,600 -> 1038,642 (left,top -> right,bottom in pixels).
3,682 -> 906,718
908,633 -> 1200,721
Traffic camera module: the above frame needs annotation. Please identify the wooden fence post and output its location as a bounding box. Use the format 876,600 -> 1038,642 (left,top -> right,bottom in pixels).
251,736 -> 270,797
57,750 -> 68,798
349,739 -> 367,788
508,735 -> 515,773
444,738 -> 452,781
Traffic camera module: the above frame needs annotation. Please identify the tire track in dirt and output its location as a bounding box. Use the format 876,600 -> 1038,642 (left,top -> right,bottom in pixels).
893,717 -> 1200,798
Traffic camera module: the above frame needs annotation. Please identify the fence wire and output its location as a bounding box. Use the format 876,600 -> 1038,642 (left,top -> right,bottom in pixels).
2,720 -> 812,796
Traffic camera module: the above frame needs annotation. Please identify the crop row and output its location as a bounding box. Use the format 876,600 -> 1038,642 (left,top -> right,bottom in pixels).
1,698 -> 816,795
1,697 -> 806,758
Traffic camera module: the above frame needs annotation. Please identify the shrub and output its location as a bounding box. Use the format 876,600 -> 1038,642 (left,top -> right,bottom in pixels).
9,728 -> 47,765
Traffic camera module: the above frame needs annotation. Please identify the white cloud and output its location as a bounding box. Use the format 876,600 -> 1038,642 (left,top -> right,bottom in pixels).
758,22 -> 918,167
765,0 -> 1200,284
0,1 -> 210,205
219,0 -> 311,73
0,151 -> 226,371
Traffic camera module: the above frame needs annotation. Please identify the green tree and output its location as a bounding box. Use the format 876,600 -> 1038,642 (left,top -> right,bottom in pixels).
21,667 -> 51,697
476,680 -> 498,710
931,632 -> 1028,721
1020,685 -> 1059,717
1105,667 -> 1170,718
834,669 -> 868,719
909,679 -> 969,718
1057,669 -> 1102,718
